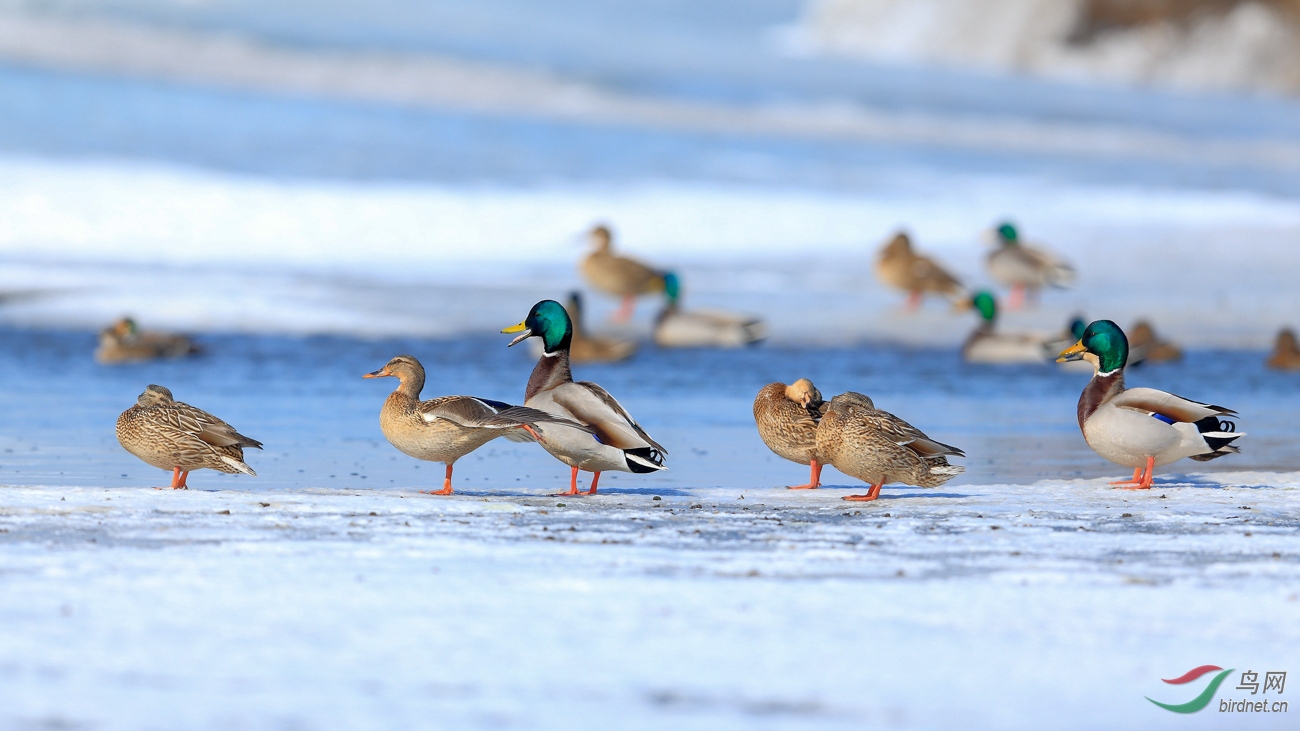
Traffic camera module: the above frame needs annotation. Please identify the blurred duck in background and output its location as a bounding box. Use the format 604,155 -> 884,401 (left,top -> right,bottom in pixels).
1266,328 -> 1300,370
562,292 -> 637,363
985,222 -> 1074,309
1046,315 -> 1093,373
654,272 -> 765,348
815,392 -> 965,502
753,378 -> 827,490
579,224 -> 668,322
875,231 -> 964,310
1057,320 -> 1243,490
1127,320 -> 1182,366
116,384 -> 260,489
96,317 -> 200,364
961,291 -> 1052,364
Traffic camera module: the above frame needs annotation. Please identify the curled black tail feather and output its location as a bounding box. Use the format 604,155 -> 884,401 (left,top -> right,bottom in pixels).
624,446 -> 666,473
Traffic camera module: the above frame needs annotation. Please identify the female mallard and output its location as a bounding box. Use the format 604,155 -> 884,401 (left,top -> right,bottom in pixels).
365,355 -> 591,495
753,379 -> 826,489
815,392 -> 964,501
1127,320 -> 1182,366
502,300 -> 667,495
1266,328 -> 1300,370
874,231 -> 964,309
116,384 -> 261,489
985,222 -> 1074,309
578,225 -> 667,322
564,291 -> 637,363
96,317 -> 200,364
1057,320 -> 1243,489
654,273 -> 765,348
962,291 -> 1053,364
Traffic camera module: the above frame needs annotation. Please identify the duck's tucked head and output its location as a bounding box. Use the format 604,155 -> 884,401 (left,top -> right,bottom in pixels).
137,384 -> 174,407
663,272 -> 681,306
995,222 -> 1019,246
826,391 -> 875,416
503,300 -> 573,353
364,354 -> 424,382
589,225 -> 612,251
785,378 -> 822,407
1057,319 -> 1128,374
971,291 -> 997,323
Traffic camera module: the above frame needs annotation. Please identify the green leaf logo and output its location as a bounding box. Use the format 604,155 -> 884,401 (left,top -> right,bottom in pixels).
1147,666 -> 1234,713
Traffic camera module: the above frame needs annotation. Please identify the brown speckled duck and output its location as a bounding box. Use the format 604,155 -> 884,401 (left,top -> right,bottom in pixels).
875,231 -> 964,309
116,385 -> 261,489
578,225 -> 667,322
1267,328 -> 1300,370
1127,320 -> 1182,366
815,392 -> 965,501
565,291 -> 637,363
753,379 -> 826,489
96,317 -> 200,364
365,355 -> 591,495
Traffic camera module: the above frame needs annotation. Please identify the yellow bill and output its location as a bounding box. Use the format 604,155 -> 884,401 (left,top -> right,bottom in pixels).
502,321 -> 531,347
1056,341 -> 1087,363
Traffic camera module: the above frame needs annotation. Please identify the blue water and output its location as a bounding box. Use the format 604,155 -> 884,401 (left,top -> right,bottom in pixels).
4,327 -> 1295,491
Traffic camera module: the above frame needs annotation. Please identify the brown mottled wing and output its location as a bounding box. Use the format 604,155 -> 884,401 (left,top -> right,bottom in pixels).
558,382 -> 667,454
866,409 -> 964,458
911,256 -> 961,294
418,396 -> 595,433
162,402 -> 262,449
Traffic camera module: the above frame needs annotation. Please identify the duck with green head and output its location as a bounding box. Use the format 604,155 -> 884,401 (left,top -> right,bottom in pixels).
985,221 -> 1074,309
654,272 -> 766,348
503,300 -> 667,495
1057,320 -> 1243,489
961,290 -> 1054,364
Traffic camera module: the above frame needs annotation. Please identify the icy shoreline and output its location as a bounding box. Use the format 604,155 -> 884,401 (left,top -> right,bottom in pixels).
0,475 -> 1296,729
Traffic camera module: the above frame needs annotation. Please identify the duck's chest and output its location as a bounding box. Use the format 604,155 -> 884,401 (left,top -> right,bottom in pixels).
1082,405 -> 1180,467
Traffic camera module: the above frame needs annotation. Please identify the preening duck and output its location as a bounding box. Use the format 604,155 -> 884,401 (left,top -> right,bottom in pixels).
815,392 -> 965,501
1057,320 -> 1243,489
578,225 -> 667,322
654,273 -> 765,348
961,291 -> 1053,364
753,379 -> 827,489
116,385 -> 261,489
985,222 -> 1074,309
503,300 -> 667,495
875,231 -> 964,309
364,355 -> 591,495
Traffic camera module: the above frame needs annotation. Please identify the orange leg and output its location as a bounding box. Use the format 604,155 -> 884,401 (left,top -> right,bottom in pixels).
421,464 -> 454,495
518,424 -> 546,443
586,471 -> 601,495
787,460 -> 823,490
554,465 -> 582,496
176,470 -> 190,489
1120,456 -> 1157,490
1008,284 -> 1025,310
843,481 -> 884,502
1110,467 -> 1143,487
612,295 -> 636,323
165,466 -> 183,489
906,290 -> 922,311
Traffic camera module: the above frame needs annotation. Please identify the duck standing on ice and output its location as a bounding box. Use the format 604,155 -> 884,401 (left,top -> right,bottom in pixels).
1057,320 -> 1243,489
578,225 -> 669,323
503,300 -> 667,495
116,385 -> 261,489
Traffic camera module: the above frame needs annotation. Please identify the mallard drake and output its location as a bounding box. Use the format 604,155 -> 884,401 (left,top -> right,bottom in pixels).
654,273 -> 765,348
96,317 -> 200,364
1266,328 -> 1300,370
564,291 -> 637,363
502,300 -> 667,495
962,291 -> 1052,364
1127,320 -> 1182,366
116,384 -> 261,489
874,231 -> 964,309
985,222 -> 1074,309
1057,320 -> 1243,489
815,392 -> 964,501
364,355 -> 592,495
578,225 -> 667,322
753,379 -> 827,489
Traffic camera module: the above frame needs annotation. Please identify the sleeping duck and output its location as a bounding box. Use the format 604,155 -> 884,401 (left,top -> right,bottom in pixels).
96,317 -> 200,364
1057,320 -> 1243,489
654,273 -> 765,348
1127,320 -> 1182,366
985,222 -> 1074,309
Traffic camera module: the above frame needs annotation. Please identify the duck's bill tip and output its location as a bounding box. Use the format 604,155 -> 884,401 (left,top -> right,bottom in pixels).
362,369 -> 386,379
1056,341 -> 1086,362
502,323 -> 532,347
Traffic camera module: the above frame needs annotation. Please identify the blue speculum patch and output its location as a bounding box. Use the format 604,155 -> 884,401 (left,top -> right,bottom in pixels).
1151,413 -> 1176,425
